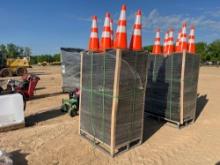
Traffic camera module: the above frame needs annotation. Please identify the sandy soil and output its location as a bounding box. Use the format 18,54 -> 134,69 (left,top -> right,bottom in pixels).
0,65 -> 220,165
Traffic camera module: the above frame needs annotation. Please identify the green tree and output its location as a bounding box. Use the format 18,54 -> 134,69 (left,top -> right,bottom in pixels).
24,47 -> 32,57
207,40 -> 220,63
195,42 -> 208,62
143,45 -> 153,52
6,43 -> 19,58
30,56 -> 38,64
18,47 -> 24,56
53,53 -> 60,62
0,44 -> 7,55
0,43 -> 32,60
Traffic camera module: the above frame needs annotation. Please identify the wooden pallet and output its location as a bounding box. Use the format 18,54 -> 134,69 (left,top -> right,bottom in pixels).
145,112 -> 194,129
80,129 -> 141,157
0,122 -> 25,133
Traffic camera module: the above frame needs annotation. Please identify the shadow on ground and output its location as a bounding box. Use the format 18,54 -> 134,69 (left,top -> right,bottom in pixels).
10,150 -> 29,165
31,91 -> 64,100
143,94 -> 209,142
195,94 -> 208,121
143,117 -> 165,143
25,107 -> 64,127
35,87 -> 46,91
215,161 -> 220,165
28,72 -> 50,76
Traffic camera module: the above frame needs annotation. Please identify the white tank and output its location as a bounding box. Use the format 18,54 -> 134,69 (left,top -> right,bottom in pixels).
0,93 -> 24,127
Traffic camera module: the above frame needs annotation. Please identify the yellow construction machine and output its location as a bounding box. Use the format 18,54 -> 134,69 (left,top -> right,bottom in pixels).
0,51 -> 31,77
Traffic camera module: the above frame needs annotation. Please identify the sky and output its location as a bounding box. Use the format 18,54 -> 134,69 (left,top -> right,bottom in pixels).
0,0 -> 220,55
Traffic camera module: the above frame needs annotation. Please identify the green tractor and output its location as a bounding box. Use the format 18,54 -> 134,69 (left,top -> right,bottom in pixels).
61,88 -> 80,117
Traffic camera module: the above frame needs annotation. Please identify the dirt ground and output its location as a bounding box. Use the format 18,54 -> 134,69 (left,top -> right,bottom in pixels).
0,65 -> 220,165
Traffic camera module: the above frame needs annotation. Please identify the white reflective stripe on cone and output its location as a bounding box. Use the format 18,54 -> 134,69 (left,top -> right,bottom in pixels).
102,31 -> 111,37
188,39 -> 195,43
156,32 -> 160,38
104,18 -> 110,27
117,26 -> 126,33
154,41 -> 160,45
169,31 -> 174,37
92,21 -> 97,28
135,15 -> 141,24
182,27 -> 186,34
190,29 -> 195,35
168,40 -> 174,45
119,10 -> 126,20
181,37 -> 187,42
110,21 -> 113,30
90,32 -> 98,38
133,29 -> 141,35
164,41 -> 167,46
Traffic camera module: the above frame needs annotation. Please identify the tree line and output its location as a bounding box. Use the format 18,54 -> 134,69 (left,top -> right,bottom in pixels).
0,43 -> 60,64
144,39 -> 220,64
0,43 -> 32,58
30,54 -> 60,64
1,40 -> 220,65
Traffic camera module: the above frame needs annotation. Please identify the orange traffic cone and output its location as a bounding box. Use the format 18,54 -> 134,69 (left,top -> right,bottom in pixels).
130,9 -> 142,51
179,22 -> 188,52
100,12 -> 112,51
88,16 -> 99,51
110,18 -> 114,47
167,28 -> 174,55
152,28 -> 161,54
163,31 -> 169,54
188,25 -> 196,54
115,4 -> 127,49
175,29 -> 181,52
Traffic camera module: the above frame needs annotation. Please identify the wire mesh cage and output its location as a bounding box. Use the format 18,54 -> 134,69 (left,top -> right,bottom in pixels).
145,52 -> 200,127
79,49 -> 148,156
60,48 -> 84,92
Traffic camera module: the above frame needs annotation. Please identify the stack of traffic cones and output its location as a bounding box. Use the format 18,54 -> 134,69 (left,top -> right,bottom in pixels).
114,4 -> 127,49
110,18 -> 114,47
167,28 -> 174,55
152,28 -> 161,54
100,12 -> 112,51
188,25 -> 196,54
88,16 -> 99,51
130,9 -> 142,51
88,5 -> 196,54
175,29 -> 182,52
155,22 -> 196,55
179,22 -> 188,52
163,31 -> 169,55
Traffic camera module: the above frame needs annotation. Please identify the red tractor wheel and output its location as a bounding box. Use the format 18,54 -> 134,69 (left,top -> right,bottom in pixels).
16,67 -> 27,76
0,68 -> 12,77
